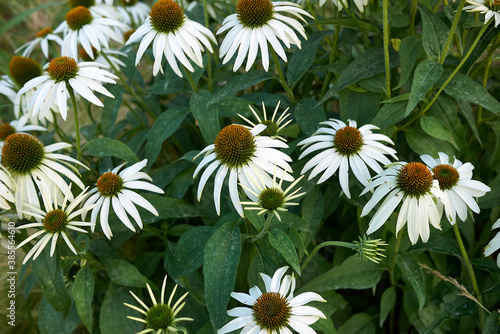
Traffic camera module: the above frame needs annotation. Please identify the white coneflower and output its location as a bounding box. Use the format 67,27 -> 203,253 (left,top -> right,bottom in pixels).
117,0 -> 151,27
0,166 -> 15,210
239,101 -> 292,142
16,187 -> 95,264
79,47 -> 127,71
319,0 -> 368,12
1,133 -> 86,218
298,119 -> 398,199
15,27 -> 63,58
361,162 -> 449,245
126,0 -> 217,77
0,114 -> 47,148
218,266 -> 326,334
18,56 -> 118,120
484,219 -> 500,267
217,0 -> 313,71
82,159 -> 164,239
465,0 -> 500,27
193,124 -> 293,216
124,275 -> 193,333
420,152 -> 491,225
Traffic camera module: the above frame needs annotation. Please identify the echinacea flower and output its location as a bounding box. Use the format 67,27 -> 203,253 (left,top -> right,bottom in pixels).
239,101 -> 292,141
240,167 -> 304,221
125,274 -> 193,334
0,166 -> 15,210
0,114 -> 47,148
18,56 -> 118,120
117,0 -> 151,27
1,133 -> 86,218
15,186 -> 95,264
484,219 -> 500,267
82,159 -> 164,239
360,162 -> 449,245
319,0 -> 367,12
298,119 -> 398,199
79,47 -> 127,71
465,0 -> 500,27
352,235 -> 387,264
56,5 -> 127,60
9,56 -> 42,89
217,0 -> 313,71
218,266 -> 326,334
193,124 -> 293,216
126,0 -> 217,77
0,75 -> 17,104
420,152 -> 491,225
15,27 -> 63,58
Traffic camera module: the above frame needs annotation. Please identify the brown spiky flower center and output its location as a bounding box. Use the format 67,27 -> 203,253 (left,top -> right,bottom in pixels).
1,133 -> 45,175
237,0 -> 274,28
36,27 -> 53,38
66,6 -> 93,30
97,172 -> 124,197
48,57 -> 79,82
43,209 -> 68,233
396,162 -> 433,198
124,29 -> 136,42
0,124 -> 16,141
334,126 -> 364,156
150,0 -> 185,33
79,47 -> 98,61
432,164 -> 459,190
259,188 -> 285,211
9,56 -> 42,87
68,0 -> 95,9
214,125 -> 256,168
145,304 -> 174,330
252,292 -> 292,330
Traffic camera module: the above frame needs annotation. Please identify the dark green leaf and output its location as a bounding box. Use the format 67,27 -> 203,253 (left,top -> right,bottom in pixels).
138,194 -> 199,223
418,5 -> 450,60
103,259 -> 149,287
320,47 -> 399,103
471,257 -> 500,274
101,86 -> 124,138
483,311 -> 500,334
380,287 -> 397,327
337,313 -> 376,334
245,209 -> 264,231
310,18 -> 381,33
145,106 -> 190,164
358,74 -> 386,94
73,265 -> 94,332
407,60 -> 443,115
287,31 -> 329,88
209,71 -> 275,105
82,138 -> 139,163
216,97 -> 252,118
339,90 -> 381,126
268,229 -> 301,274
397,252 -> 426,310
371,101 -> 407,129
302,186 -> 324,241
411,235 -> 462,259
396,36 -> 423,89
32,249 -> 71,312
175,226 -> 217,275
99,283 -> 142,334
295,98 -> 326,136
191,90 -> 219,144
204,219 -> 241,330
405,130 -> 454,157
38,297 -> 79,334
420,116 -> 458,149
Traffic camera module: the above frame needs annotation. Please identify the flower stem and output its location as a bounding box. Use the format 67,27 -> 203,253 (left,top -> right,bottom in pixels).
255,214 -> 274,240
67,85 -> 81,161
438,0 -> 467,64
389,229 -> 403,285
300,241 -> 355,272
383,0 -> 391,99
270,49 -> 297,105
477,32 -> 500,123
452,224 -> 484,328
185,68 -> 199,93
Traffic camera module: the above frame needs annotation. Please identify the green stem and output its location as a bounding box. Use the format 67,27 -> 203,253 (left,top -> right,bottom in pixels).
270,49 -> 297,105
452,224 -> 484,328
255,215 -> 274,240
67,86 -> 81,161
438,0 -> 467,64
202,0 -> 209,27
338,0 -> 371,47
399,21 -> 491,130
319,17 -> 340,100
51,110 -> 71,143
301,241 -> 355,272
389,229 -> 403,285
383,0 -> 391,99
409,0 -> 418,36
476,32 -> 500,123
185,69 -> 199,93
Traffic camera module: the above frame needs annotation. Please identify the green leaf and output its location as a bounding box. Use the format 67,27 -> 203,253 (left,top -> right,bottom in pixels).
418,5 -> 450,60
99,283 -> 142,334
32,249 -> 71,312
216,97 -> 252,118
431,95 -> 469,155
204,219 -> 241,331
411,235 -> 461,259
310,18 -> 381,34
38,297 -> 79,334
396,36 -> 423,89
397,252 -> 426,310
294,98 -> 326,136
137,194 -> 199,223
101,86 -> 124,138
73,265 -> 94,332
320,47 -> 399,103
287,31 -> 329,88
103,259 -> 149,287
457,100 -> 482,146
209,71 -> 275,105
380,287 -> 397,327
174,226 -> 217,275
82,138 -> 139,163
471,257 -> 500,274
337,313 -> 376,334
444,72 -> 500,115
191,90 -> 219,144
405,130 -> 454,157
407,60 -> 443,115
420,116 -> 458,149
145,106 -> 190,164
245,209 -> 264,231
300,256 -> 383,292
483,311 -> 500,334
268,229 -> 301,274
371,101 -> 407,129
339,90 -> 381,126
301,186 -> 324,241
